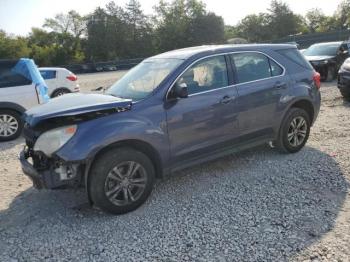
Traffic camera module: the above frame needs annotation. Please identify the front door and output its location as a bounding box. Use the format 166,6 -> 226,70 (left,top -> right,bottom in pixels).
165,55 -> 239,167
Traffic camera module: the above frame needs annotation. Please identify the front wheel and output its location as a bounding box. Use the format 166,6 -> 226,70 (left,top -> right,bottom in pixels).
89,148 -> 155,214
276,108 -> 311,153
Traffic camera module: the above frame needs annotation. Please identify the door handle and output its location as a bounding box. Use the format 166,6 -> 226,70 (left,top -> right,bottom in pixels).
274,82 -> 287,89
220,95 -> 234,104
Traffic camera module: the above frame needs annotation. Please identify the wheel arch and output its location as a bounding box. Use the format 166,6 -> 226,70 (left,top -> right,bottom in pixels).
0,102 -> 26,115
51,87 -> 71,97
289,99 -> 314,124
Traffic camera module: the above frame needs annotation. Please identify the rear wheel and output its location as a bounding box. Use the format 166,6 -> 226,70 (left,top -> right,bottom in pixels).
276,108 -> 310,153
0,109 -> 23,141
52,88 -> 70,98
89,148 -> 155,214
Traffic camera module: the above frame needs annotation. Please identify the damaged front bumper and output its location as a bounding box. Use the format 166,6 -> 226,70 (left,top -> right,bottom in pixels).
19,147 -> 83,189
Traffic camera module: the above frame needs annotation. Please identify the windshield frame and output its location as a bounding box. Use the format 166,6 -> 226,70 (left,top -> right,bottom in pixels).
106,58 -> 184,102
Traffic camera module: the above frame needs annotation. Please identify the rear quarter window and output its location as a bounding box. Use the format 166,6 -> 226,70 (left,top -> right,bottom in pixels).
0,61 -> 32,88
276,49 -> 313,70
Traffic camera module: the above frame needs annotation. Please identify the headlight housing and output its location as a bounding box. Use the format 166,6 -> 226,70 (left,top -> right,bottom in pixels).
341,59 -> 350,71
34,125 -> 77,157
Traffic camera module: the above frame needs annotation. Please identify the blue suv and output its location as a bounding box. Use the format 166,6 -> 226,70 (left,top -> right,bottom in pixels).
20,45 -> 321,214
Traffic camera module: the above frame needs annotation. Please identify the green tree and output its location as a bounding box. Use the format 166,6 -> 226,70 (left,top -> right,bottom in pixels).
235,13 -> 271,42
268,0 -> 304,38
43,10 -> 86,64
124,0 -> 154,57
305,8 -> 327,32
154,0 -> 224,52
335,0 -> 350,29
0,30 -> 30,59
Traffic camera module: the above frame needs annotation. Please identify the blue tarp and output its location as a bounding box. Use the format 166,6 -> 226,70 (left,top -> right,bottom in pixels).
12,58 -> 50,104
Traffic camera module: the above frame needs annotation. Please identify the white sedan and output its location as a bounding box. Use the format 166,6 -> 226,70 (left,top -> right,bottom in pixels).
39,67 -> 80,97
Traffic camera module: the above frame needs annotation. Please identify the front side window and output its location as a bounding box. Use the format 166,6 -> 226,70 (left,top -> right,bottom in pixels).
40,70 -> 56,80
231,53 -> 283,84
176,55 -> 228,95
0,61 -> 32,88
107,58 -> 182,101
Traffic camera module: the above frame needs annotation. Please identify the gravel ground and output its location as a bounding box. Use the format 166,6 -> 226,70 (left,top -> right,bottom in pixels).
0,74 -> 350,261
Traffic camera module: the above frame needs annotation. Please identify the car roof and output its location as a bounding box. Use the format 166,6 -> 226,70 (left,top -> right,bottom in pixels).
39,67 -> 68,71
148,44 -> 296,60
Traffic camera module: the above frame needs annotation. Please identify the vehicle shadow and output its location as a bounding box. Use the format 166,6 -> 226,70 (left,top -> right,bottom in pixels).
0,145 -> 348,261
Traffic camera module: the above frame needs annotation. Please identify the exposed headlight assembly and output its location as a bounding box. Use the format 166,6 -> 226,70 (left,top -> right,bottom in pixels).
341,59 -> 350,71
34,125 -> 77,157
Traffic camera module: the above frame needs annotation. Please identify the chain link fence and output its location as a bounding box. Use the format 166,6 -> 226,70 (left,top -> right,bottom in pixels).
272,29 -> 350,49
61,58 -> 144,74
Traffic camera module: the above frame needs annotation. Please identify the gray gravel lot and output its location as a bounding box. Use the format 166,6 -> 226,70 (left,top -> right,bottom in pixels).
0,73 -> 350,261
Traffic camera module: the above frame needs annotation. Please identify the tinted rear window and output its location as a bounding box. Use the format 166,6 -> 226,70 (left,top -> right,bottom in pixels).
0,61 -> 32,88
276,49 -> 313,70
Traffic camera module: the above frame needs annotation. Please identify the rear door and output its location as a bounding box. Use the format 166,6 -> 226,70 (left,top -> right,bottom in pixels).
0,61 -> 39,109
166,55 -> 239,167
230,52 -> 287,139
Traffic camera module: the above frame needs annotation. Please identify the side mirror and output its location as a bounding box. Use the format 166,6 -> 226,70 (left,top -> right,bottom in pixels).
343,50 -> 349,55
174,82 -> 188,99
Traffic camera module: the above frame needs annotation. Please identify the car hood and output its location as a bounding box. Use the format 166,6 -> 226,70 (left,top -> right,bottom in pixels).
24,93 -> 132,126
304,55 -> 335,62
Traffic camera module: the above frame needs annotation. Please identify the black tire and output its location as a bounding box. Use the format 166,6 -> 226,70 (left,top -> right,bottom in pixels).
276,108 -> 311,153
89,147 -> 155,214
326,67 -> 335,82
51,88 -> 70,98
340,89 -> 350,101
0,109 -> 23,142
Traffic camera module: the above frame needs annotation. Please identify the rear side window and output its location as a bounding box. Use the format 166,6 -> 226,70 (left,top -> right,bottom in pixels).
231,52 -> 283,84
0,61 -> 32,88
40,70 -> 56,80
276,49 -> 313,70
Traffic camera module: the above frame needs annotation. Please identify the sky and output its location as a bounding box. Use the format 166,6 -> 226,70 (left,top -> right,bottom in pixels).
0,0 -> 344,36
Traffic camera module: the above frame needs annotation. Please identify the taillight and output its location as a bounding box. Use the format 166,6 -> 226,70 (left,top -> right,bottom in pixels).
66,74 -> 77,81
313,71 -> 321,89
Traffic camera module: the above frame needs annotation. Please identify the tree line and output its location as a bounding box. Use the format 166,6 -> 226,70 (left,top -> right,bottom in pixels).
1,0 -> 350,66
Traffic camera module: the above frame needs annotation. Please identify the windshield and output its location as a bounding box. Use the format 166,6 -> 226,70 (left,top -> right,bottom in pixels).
303,44 -> 340,56
107,58 -> 183,101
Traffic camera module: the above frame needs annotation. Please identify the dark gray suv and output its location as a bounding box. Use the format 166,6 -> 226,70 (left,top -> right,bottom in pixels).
20,44 -> 321,214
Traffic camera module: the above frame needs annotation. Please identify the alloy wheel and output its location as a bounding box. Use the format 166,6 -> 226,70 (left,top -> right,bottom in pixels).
104,161 -> 147,206
0,114 -> 19,137
287,116 -> 307,147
